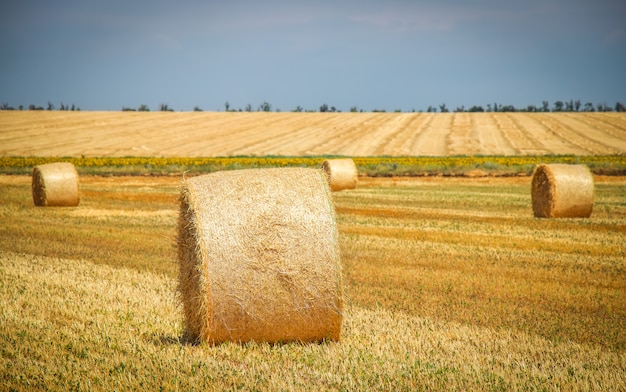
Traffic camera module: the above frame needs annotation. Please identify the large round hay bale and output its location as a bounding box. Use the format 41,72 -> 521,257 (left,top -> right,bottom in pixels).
321,158 -> 358,191
31,162 -> 80,207
531,164 -> 594,218
177,167 -> 343,344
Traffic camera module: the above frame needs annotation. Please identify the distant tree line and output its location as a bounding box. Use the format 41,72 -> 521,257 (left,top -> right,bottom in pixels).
0,101 -> 81,111
1,100 -> 625,113
426,100 -> 624,113
218,99 -> 625,113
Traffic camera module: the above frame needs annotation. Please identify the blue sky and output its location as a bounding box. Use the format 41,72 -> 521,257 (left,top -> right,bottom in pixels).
1,0 -> 625,112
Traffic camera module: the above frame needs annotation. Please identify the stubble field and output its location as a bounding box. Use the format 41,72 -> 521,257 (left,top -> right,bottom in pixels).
1,174 -> 624,390
1,111 -> 625,390
1,111 -> 625,157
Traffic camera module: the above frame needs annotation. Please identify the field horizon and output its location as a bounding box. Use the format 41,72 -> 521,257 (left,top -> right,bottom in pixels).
1,111 -> 625,157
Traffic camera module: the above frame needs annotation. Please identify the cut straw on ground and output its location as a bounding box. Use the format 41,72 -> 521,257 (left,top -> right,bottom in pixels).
31,162 -> 80,207
322,158 -> 358,191
177,167 -> 343,344
531,163 -> 594,218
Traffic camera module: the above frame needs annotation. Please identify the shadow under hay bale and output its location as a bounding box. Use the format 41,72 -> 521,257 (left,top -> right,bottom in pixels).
177,167 -> 343,345
321,158 -> 358,191
31,162 -> 80,207
531,163 -> 594,218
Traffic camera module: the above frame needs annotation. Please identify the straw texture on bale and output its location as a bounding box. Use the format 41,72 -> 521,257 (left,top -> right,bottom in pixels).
531,164 -> 594,218
321,158 -> 358,191
31,162 -> 80,207
177,167 -> 343,344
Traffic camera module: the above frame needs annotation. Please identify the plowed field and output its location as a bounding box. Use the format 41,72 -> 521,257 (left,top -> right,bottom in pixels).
1,111 -> 625,157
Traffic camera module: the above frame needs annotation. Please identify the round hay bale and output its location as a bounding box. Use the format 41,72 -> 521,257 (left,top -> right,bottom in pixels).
31,162 -> 80,207
531,164 -> 594,218
177,167 -> 343,344
321,158 -> 358,191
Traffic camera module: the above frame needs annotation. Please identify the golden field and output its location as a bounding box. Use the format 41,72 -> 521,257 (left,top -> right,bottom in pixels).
1,174 -> 625,390
1,111 -> 625,157
1,110 -> 625,389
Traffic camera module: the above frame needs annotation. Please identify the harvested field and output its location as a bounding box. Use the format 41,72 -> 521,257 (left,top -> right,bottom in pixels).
1,174 -> 624,390
1,111 -> 625,157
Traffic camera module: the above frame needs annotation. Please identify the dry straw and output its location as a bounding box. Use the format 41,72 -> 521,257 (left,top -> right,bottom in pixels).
321,158 -> 358,191
531,163 -> 594,218
31,162 -> 80,207
177,167 -> 343,344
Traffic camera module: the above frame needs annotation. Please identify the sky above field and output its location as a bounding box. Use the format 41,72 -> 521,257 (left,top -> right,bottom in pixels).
1,0 -> 625,112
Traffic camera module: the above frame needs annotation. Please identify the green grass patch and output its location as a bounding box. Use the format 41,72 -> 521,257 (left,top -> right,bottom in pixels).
1,155 -> 625,176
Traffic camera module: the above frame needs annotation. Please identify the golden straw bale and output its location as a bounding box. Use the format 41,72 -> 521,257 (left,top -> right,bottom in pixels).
31,162 -> 80,207
321,158 -> 358,191
177,167 -> 343,344
531,164 -> 594,218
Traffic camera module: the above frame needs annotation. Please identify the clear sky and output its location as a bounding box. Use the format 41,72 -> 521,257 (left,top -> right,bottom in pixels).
1,0 -> 625,112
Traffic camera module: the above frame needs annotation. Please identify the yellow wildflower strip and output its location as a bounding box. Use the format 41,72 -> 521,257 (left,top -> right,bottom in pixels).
354,155 -> 626,176
0,155 -> 624,176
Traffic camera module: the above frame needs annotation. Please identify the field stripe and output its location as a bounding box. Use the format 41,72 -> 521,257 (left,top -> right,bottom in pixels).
409,113 -> 452,155
472,113 -> 517,155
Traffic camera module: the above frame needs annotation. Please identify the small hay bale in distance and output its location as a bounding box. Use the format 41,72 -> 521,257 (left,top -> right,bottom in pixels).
321,158 -> 358,191
31,162 -> 80,207
177,167 -> 343,344
531,163 -> 594,218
